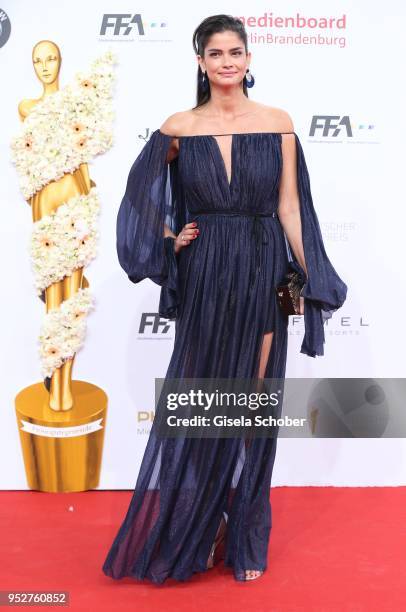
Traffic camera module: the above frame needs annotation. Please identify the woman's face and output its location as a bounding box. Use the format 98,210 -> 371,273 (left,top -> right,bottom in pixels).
198,30 -> 250,88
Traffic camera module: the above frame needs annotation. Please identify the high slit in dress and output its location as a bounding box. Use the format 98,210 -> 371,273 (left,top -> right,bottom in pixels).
102,129 -> 347,583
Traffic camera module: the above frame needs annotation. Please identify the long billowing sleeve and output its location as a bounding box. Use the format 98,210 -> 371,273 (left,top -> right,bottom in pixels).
286,135 -> 348,357
116,129 -> 187,319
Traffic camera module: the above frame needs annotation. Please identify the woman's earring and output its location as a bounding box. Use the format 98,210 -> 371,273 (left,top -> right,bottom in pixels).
201,70 -> 209,93
245,68 -> 255,88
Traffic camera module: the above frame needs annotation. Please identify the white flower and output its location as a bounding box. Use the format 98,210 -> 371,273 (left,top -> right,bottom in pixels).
11,51 -> 116,380
30,187 -> 100,294
39,288 -> 94,378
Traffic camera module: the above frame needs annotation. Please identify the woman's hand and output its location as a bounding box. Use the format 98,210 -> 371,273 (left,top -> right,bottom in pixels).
298,276 -> 307,315
174,222 -> 199,254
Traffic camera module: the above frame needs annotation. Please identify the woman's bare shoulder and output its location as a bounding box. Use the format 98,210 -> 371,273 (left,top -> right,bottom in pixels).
256,103 -> 294,133
159,105 -> 294,136
159,110 -> 196,137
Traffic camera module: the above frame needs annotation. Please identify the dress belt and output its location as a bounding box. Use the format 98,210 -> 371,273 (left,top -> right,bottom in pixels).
191,209 -> 278,290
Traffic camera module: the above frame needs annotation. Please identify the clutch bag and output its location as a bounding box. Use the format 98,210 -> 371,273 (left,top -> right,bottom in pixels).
275,267 -> 306,316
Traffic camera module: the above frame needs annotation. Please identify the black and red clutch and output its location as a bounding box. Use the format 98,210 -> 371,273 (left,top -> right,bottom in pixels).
275,266 -> 306,316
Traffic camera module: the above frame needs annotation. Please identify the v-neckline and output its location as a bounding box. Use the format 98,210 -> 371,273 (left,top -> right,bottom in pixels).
209,134 -> 234,192
175,131 -> 293,197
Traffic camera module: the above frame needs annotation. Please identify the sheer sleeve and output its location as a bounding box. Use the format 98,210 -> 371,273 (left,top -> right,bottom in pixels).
284,134 -> 348,357
116,129 -> 187,319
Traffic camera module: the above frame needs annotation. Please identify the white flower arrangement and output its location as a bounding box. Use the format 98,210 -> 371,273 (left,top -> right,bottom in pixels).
11,50 -> 116,380
39,288 -> 94,378
30,187 -> 100,294
10,50 -> 116,199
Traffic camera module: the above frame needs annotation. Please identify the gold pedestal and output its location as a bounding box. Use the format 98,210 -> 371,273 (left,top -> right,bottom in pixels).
15,380 -> 108,492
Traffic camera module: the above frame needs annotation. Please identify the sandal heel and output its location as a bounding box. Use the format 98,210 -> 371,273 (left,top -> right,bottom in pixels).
206,517 -> 227,570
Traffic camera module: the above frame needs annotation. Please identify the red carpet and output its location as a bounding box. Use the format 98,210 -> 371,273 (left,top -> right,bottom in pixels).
1,488 -> 405,611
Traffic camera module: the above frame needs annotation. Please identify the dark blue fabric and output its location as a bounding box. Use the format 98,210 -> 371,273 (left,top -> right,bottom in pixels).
103,130 -> 347,584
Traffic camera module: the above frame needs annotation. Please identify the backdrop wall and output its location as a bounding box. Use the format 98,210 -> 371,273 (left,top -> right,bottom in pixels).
1,0 -> 405,489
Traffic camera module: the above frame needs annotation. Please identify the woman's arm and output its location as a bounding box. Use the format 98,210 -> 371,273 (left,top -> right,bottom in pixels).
160,113 -> 198,249
276,126 -> 347,356
162,140 -> 182,242
278,133 -> 308,279
164,223 -> 176,239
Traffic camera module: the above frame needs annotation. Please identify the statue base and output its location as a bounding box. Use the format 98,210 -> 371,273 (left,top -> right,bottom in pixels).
15,380 -> 108,492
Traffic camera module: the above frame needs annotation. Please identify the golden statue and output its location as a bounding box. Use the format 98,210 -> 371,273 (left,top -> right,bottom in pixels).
18,41 -> 94,411
11,43 -> 115,491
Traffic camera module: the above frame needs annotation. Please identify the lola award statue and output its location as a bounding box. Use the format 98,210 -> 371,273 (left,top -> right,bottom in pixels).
11,41 -> 115,492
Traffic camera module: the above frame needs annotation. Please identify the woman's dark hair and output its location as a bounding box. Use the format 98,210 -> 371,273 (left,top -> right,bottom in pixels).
192,14 -> 249,109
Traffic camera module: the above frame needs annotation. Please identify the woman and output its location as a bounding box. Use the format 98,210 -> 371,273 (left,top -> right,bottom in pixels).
102,14 -> 347,584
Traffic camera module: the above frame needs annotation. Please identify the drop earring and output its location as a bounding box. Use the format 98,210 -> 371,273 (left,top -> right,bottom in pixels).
201,69 -> 209,93
245,68 -> 255,88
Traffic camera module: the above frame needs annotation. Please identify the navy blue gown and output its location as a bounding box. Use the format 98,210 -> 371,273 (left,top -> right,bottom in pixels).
102,129 -> 347,583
